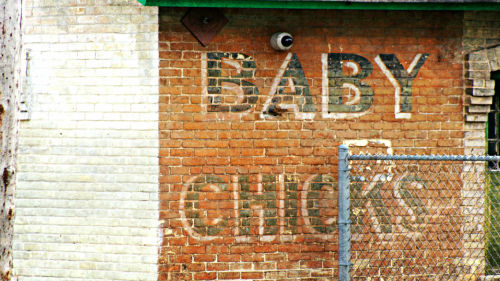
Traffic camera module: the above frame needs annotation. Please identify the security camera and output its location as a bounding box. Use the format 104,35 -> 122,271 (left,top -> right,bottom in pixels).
270,32 -> 293,51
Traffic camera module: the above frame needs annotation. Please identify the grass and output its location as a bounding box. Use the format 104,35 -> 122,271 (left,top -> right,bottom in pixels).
486,171 -> 500,275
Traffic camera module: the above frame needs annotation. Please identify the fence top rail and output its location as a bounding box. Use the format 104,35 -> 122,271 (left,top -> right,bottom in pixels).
348,154 -> 500,162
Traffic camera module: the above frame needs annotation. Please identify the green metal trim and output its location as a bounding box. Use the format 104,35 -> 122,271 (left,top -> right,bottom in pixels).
138,0 -> 500,11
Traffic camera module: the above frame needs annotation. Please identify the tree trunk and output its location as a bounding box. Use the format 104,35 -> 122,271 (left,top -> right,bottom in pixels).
0,0 -> 22,280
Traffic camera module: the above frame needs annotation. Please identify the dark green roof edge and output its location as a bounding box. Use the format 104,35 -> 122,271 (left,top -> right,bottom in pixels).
138,0 -> 500,10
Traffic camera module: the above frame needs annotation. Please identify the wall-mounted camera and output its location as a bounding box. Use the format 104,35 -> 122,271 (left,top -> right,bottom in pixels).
270,32 -> 293,51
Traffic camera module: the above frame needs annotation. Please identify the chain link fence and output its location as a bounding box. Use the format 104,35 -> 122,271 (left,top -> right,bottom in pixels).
339,148 -> 500,281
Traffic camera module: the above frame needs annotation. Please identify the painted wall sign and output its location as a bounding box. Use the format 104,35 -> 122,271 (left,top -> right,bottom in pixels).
203,52 -> 428,120
179,174 -> 337,242
179,172 -> 430,242
159,9 -> 469,280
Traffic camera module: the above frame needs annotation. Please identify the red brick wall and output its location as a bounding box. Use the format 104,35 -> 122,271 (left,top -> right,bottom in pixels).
158,8 -> 464,280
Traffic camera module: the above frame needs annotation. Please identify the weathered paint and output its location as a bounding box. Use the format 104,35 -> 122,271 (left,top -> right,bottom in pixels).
206,52 -> 428,119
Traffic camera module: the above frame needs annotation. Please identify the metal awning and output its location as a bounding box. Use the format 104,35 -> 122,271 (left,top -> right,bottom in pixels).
137,0 -> 500,10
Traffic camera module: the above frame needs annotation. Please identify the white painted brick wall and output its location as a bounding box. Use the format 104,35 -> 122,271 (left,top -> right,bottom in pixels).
14,0 -> 159,280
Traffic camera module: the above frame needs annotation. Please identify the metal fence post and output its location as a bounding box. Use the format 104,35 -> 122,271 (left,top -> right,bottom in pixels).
338,144 -> 351,281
